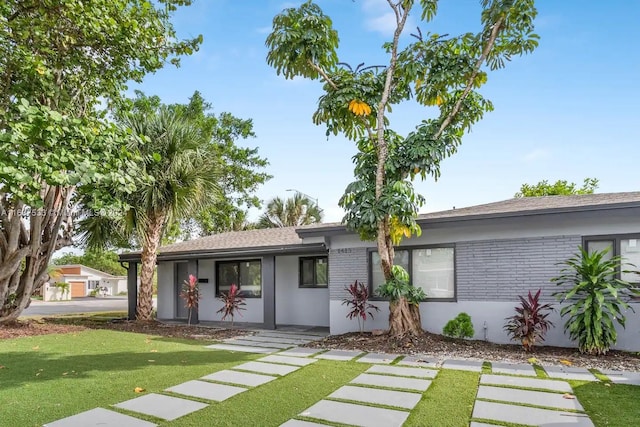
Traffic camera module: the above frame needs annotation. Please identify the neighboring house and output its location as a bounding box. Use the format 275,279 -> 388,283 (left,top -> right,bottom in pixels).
46,264 -> 127,300
120,192 -> 640,351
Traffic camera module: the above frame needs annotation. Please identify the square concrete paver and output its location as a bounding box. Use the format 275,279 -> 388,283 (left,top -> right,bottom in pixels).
472,401 -> 594,426
356,353 -> 399,364
366,364 -> 437,379
351,373 -> 431,392
223,339 -> 293,349
201,370 -> 276,387
205,343 -> 278,354
234,361 -> 300,376
477,385 -> 584,411
491,362 -> 537,377
114,393 -> 207,421
480,374 -> 573,393
601,369 -> 640,385
278,347 -> 323,357
258,332 -> 322,341
544,365 -> 598,382
314,349 -> 362,361
238,335 -> 311,345
442,359 -> 484,372
329,385 -> 422,410
259,355 -> 318,366
397,355 -> 439,369
44,408 -> 157,427
300,400 -> 410,427
280,420 -> 330,427
166,380 -> 246,401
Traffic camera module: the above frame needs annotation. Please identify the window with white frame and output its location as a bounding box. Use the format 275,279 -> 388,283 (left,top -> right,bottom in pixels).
369,246 -> 455,300
87,280 -> 100,289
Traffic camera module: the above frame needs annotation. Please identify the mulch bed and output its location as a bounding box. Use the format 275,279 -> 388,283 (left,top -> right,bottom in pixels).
0,317 -> 249,341
304,331 -> 640,372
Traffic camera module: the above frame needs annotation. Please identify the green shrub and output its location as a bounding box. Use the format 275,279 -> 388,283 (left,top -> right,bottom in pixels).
443,312 -> 474,339
552,246 -> 640,355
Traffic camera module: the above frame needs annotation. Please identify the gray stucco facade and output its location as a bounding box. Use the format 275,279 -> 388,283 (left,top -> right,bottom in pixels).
122,193 -> 640,351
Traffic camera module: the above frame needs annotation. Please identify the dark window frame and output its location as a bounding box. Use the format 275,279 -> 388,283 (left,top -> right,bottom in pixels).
299,256 -> 329,288
87,279 -> 100,289
583,233 -> 640,284
367,244 -> 457,302
215,259 -> 262,298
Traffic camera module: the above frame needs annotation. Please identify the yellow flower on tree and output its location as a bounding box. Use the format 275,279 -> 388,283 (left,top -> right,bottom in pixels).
348,99 -> 371,116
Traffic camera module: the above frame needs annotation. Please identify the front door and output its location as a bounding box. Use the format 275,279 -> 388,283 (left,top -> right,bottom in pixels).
175,262 -> 189,319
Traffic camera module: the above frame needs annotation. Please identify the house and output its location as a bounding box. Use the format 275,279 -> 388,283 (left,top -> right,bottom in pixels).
120,192 -> 640,351
45,264 -> 128,300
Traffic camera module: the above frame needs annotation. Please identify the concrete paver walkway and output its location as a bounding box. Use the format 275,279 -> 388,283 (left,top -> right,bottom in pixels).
46,328 -> 635,427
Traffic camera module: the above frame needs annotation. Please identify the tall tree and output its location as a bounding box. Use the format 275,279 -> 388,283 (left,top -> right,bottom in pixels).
82,108 -> 221,320
515,178 -> 599,198
266,0 -> 538,337
123,91 -> 271,241
0,0 -> 199,323
53,250 -> 127,277
257,193 -> 323,228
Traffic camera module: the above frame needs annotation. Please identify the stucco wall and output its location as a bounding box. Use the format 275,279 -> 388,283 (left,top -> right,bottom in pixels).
275,255 -> 329,326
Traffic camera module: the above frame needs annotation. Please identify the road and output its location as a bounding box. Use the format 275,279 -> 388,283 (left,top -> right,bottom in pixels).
22,297 -> 130,316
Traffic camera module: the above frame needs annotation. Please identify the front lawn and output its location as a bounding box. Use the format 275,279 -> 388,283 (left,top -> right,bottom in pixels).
1,328 -> 639,426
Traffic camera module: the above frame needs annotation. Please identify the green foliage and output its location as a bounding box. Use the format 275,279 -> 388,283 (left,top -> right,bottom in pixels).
376,265 -> 426,305
257,192 -> 323,228
53,250 -> 126,277
266,1 -> 339,80
265,0 -> 539,260
122,91 -> 271,239
443,312 -> 475,339
504,289 -> 554,351
515,178 -> 599,198
0,0 -> 199,322
552,247 -> 640,355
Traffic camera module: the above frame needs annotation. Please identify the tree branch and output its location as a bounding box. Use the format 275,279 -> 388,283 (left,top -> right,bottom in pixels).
307,59 -> 338,90
434,18 -> 504,140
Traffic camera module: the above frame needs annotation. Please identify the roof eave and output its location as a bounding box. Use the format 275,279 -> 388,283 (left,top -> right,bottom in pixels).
119,242 -> 327,263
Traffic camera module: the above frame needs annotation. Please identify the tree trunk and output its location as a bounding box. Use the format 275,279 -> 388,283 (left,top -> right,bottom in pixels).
0,185 -> 74,323
389,298 -> 422,338
137,212 -> 165,321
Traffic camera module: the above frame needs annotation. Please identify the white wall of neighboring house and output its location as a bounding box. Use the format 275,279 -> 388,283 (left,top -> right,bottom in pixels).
45,265 -> 128,299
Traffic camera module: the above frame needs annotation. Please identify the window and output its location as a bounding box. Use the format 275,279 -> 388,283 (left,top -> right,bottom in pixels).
299,256 -> 328,287
369,246 -> 455,300
87,280 -> 100,289
584,235 -> 640,284
216,260 -> 262,298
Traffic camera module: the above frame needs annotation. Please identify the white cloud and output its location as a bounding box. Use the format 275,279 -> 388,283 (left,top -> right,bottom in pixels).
361,0 -> 416,37
523,148 -> 550,163
322,205 -> 346,223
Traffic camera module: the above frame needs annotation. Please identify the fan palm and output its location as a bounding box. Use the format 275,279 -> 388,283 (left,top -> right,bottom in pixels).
257,192 -> 323,228
81,108 -> 221,320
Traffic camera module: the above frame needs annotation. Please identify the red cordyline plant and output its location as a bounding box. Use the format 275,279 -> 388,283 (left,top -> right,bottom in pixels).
504,289 -> 554,351
217,283 -> 246,329
342,280 -> 379,333
180,274 -> 201,326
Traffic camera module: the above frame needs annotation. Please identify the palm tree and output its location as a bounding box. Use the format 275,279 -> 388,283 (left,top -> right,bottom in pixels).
257,192 -> 323,228
81,108 -> 220,320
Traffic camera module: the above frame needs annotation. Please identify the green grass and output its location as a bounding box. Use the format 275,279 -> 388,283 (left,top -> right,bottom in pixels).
0,329 -> 259,426
2,328 -> 639,427
405,369 -> 479,426
572,380 -> 640,427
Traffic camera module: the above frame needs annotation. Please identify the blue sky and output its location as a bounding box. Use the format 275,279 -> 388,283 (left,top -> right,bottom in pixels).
130,0 -> 640,222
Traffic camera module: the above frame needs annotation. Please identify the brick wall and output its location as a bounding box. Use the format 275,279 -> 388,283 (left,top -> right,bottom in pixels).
456,235 -> 582,301
327,235 -> 582,302
328,247 -> 368,301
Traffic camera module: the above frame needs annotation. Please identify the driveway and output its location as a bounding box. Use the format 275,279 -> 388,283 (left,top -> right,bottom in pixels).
22,296 -> 131,316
